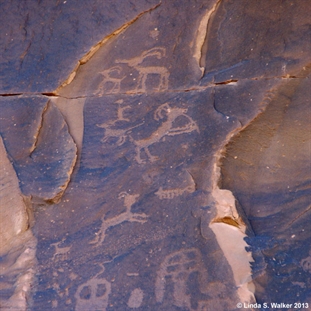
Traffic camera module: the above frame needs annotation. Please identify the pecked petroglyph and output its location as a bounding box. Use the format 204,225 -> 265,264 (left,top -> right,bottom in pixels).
131,103 -> 199,164
75,265 -> 111,311
155,248 -> 208,310
98,66 -> 126,94
90,192 -> 148,246
127,288 -> 144,308
97,100 -> 143,145
116,47 -> 169,92
51,241 -> 72,262
155,184 -> 195,200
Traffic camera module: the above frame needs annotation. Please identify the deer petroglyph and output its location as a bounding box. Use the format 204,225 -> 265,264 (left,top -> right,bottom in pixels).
90,192 -> 148,246
98,66 -> 126,94
116,47 -> 169,92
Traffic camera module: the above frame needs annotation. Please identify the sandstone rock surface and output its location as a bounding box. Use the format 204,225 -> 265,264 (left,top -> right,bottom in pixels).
0,1 -> 310,310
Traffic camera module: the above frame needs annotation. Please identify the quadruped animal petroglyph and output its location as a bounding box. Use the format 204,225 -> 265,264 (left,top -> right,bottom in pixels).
51,241 -> 72,262
90,192 -> 148,246
131,103 -> 199,164
98,47 -> 169,94
98,66 -> 125,94
98,101 -> 199,164
116,47 -> 169,92
97,99 -> 144,146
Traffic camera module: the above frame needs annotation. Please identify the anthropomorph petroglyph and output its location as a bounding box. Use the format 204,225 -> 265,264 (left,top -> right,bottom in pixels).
75,264 -> 111,311
90,192 -> 148,246
116,47 -> 169,92
97,100 -> 143,146
155,248 -> 208,310
131,103 -> 199,164
98,66 -> 126,94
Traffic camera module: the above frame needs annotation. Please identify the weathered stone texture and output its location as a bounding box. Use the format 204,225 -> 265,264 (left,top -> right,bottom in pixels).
0,0 -> 310,310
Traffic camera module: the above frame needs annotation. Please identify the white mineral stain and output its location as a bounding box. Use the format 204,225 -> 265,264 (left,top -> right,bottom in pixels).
0,135 -> 37,310
209,157 -> 255,304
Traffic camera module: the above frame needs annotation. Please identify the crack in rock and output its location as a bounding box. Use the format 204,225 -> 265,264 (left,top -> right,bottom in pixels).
55,2 -> 162,93
196,0 -> 222,77
204,84 -> 282,304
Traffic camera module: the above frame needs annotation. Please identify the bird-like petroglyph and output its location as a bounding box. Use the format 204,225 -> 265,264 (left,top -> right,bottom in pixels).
116,47 -> 169,92
90,192 -> 148,246
98,101 -> 199,164
155,248 -> 208,310
131,103 -> 199,164
75,265 -> 111,311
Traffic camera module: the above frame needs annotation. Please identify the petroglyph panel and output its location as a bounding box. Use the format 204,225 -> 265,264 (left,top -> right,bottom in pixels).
155,248 -> 208,309
116,47 -> 169,93
2,0 -> 310,309
75,266 -> 111,311
155,185 -> 195,200
90,192 -> 148,246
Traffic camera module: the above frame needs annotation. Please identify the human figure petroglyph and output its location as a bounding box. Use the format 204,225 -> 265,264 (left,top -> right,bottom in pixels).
155,184 -> 195,200
113,99 -> 131,123
75,264 -> 111,311
90,192 -> 148,246
116,47 -> 169,92
155,248 -> 208,310
98,66 -> 125,94
131,103 -> 199,164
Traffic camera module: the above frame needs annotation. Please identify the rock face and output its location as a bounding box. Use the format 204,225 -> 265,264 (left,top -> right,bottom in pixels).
0,1 -> 310,310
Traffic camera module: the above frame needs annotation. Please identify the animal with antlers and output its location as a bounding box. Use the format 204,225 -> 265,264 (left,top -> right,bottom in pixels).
98,66 -> 125,94
90,192 -> 148,246
116,47 -> 169,92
